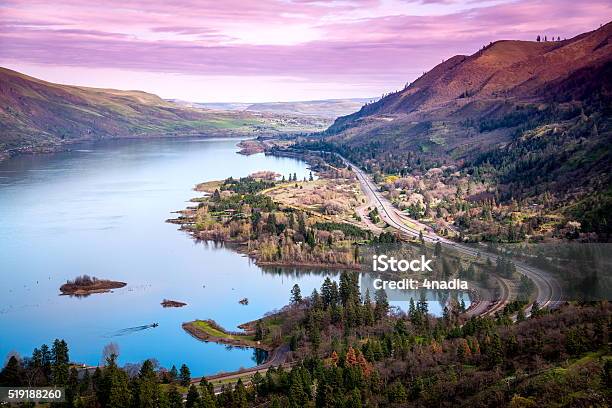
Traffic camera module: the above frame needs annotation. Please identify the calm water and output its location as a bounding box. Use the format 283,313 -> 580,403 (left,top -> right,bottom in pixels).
0,137 -> 463,375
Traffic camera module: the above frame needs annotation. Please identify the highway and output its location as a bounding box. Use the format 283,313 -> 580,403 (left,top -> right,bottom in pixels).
342,156 -> 563,314
182,154 -> 563,392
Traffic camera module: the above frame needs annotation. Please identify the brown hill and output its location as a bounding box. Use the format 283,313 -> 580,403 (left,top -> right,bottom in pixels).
328,22 -> 611,136
307,23 -> 611,238
0,68 -> 326,160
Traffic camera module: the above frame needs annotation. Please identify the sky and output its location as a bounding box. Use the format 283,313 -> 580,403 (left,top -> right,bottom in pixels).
0,0 -> 610,102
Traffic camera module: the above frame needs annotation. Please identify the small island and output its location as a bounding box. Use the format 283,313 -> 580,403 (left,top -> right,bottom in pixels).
59,275 -> 126,296
161,299 -> 187,308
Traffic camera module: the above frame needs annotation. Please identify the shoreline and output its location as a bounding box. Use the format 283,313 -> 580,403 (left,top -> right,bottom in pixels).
0,134 -> 259,164
189,231 -> 362,271
167,218 -> 363,272
182,319 -> 274,352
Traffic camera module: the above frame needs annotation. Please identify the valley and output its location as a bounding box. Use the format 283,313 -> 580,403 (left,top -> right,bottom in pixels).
0,9 -> 610,407
0,68 -> 329,162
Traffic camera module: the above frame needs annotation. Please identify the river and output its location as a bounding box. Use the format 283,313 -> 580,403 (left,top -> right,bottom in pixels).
0,137 -> 464,375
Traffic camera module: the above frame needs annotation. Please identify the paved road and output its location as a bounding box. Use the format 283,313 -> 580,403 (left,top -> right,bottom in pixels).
342,156 -> 562,314
184,155 -> 563,389
190,344 -> 291,393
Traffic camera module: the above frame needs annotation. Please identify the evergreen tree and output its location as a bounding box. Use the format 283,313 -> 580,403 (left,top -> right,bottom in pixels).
530,301 -> 540,318
374,288 -> 389,320
290,284 -> 303,305
287,212 -> 295,229
66,367 -> 79,406
363,289 -> 374,325
266,212 -> 278,234
311,289 -> 322,310
169,365 -> 178,383
51,339 -> 69,386
321,277 -> 336,308
270,396 -> 282,408
434,241 -> 442,256
233,378 -> 248,408
185,384 -> 200,408
136,359 -> 160,408
179,364 -> 191,386
101,354 -> 131,408
167,385 -> 183,408
0,356 -> 23,386
200,381 -> 217,408
254,321 -> 264,341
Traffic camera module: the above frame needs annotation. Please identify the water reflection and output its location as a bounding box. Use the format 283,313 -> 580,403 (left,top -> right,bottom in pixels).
0,137 -> 468,376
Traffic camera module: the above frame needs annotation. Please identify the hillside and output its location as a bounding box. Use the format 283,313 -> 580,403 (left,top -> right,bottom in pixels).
0,68 -> 326,160
303,22 -> 612,240
328,22 -> 611,136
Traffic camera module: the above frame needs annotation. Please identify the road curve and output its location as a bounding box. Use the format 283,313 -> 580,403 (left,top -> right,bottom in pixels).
342,156 -> 562,313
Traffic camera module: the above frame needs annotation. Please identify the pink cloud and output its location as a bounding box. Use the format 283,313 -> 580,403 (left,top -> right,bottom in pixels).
0,0 -> 609,100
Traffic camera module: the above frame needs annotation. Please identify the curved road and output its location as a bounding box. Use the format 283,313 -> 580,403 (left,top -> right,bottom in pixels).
342,156 -> 563,314
185,155 -> 563,390
190,345 -> 291,394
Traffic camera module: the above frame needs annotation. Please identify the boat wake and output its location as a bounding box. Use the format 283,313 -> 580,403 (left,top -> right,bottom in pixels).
105,324 -> 158,337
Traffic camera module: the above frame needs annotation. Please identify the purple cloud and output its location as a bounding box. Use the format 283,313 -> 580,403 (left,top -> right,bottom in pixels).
0,0 -> 609,100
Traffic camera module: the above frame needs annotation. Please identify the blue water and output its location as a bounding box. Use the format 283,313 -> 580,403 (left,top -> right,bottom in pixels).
0,138 -> 332,375
0,137 -> 465,376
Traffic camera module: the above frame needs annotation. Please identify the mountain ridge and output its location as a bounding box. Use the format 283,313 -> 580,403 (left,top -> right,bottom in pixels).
171,98 -> 374,118
301,22 -> 611,240
328,22 -> 611,135
0,67 -> 326,161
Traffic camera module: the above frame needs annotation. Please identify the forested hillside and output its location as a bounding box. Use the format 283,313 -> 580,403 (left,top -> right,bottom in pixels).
303,23 -> 612,241
2,277 -> 609,407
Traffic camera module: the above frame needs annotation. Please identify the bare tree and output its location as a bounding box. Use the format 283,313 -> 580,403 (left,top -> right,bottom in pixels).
101,342 -> 120,364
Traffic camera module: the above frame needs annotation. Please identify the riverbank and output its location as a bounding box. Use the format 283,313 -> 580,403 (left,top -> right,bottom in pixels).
0,134 -> 260,164
182,319 -> 272,351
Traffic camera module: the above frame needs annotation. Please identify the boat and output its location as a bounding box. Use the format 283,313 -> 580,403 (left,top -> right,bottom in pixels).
152,323 -> 159,327
238,298 -> 249,305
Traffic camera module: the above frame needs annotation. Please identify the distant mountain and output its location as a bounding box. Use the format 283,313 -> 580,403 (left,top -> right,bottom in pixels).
173,98 -> 374,118
245,98 -> 374,118
0,68 -> 326,160
168,100 -> 252,111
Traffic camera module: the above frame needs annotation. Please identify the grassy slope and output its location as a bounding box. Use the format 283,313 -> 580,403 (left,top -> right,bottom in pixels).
0,67 -> 326,156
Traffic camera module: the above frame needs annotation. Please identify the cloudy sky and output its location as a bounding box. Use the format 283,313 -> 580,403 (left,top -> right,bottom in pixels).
0,0 -> 609,102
